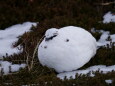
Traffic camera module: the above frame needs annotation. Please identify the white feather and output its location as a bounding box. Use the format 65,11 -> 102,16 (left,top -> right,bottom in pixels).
38,26 -> 97,73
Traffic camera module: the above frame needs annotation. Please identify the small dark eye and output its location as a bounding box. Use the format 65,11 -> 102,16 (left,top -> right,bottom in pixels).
66,39 -> 69,42
44,46 -> 47,49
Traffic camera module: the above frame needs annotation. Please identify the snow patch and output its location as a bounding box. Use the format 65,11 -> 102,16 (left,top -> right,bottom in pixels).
103,12 -> 115,23
0,22 -> 37,57
105,79 -> 113,84
91,28 -> 115,47
57,65 -> 115,80
0,61 -> 26,75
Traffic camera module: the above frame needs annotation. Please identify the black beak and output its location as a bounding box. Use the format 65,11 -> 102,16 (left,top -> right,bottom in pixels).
45,34 -> 57,41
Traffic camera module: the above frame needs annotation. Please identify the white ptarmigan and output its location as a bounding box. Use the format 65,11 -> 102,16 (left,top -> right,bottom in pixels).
38,26 -> 97,73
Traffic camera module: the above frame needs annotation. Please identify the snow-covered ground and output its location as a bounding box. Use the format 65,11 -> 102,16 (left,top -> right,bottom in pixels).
57,65 -> 115,79
0,61 -> 26,75
0,22 -> 37,75
103,11 -> 115,23
105,79 -> 113,84
91,28 -> 115,47
0,22 -> 37,58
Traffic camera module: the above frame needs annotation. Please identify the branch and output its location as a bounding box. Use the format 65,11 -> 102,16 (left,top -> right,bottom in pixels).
30,35 -> 44,70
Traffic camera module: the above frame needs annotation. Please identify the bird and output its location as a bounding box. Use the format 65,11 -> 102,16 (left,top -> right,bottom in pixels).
38,26 -> 97,73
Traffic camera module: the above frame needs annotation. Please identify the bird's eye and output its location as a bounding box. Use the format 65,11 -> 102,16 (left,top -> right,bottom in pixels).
44,46 -> 47,49
66,39 -> 69,42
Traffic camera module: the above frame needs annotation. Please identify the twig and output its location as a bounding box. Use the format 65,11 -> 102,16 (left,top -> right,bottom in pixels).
101,2 -> 115,6
30,35 -> 44,70
95,2 -> 115,6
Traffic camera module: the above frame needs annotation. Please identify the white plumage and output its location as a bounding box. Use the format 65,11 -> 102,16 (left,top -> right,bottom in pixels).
38,26 -> 97,73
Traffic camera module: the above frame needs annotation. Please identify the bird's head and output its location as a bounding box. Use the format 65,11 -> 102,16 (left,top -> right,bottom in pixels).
45,28 -> 59,41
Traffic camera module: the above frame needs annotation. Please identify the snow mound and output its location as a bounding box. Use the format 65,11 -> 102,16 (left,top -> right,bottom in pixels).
91,28 -> 115,47
0,61 -> 26,75
57,65 -> 115,79
105,79 -> 113,84
38,26 -> 97,73
103,12 -> 115,23
0,22 -> 37,57
97,31 -> 115,47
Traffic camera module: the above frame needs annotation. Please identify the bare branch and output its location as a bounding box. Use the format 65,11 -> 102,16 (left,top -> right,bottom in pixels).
30,35 -> 44,70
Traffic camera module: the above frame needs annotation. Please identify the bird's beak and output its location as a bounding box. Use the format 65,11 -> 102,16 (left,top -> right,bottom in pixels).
45,33 -> 58,41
